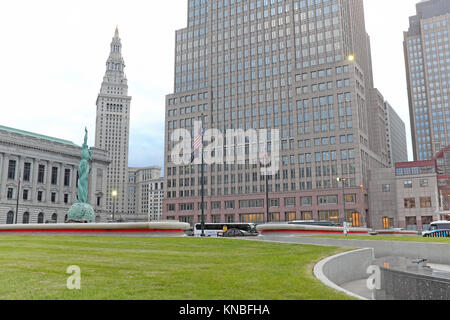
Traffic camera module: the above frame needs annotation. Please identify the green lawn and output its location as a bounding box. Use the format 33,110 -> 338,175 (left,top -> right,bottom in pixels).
308,235 -> 450,243
0,236 -> 353,300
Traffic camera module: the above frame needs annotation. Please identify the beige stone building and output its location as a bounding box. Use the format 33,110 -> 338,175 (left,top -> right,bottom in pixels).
369,163 -> 439,231
128,167 -> 164,222
369,145 -> 450,231
0,125 -> 110,224
95,27 -> 131,217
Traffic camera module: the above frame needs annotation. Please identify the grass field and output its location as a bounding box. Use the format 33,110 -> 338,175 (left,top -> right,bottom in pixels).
308,235 -> 450,243
0,236 -> 353,300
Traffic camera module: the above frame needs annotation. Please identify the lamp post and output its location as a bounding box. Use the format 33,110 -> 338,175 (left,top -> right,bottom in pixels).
111,190 -> 118,222
337,177 -> 347,226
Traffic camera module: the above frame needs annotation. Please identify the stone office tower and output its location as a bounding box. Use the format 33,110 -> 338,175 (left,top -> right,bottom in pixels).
163,0 -> 388,227
404,0 -> 450,161
95,27 -> 131,217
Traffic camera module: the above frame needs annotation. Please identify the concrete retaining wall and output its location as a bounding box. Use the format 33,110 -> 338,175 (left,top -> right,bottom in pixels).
261,236 -> 450,265
0,221 -> 191,236
314,248 -> 374,300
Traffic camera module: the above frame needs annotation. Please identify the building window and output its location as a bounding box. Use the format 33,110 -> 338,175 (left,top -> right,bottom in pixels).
345,194 -> 356,204
8,160 -> 16,180
285,212 -> 296,222
64,169 -> 71,187
318,195 -> 338,205
319,210 -> 339,223
6,186 -> 14,200
240,213 -> 264,224
421,216 -> 433,231
37,191 -> 43,202
51,213 -> 58,222
382,217 -> 394,229
23,163 -> 31,182
268,213 -> 280,222
404,198 -> 416,209
212,215 -> 221,223
420,180 -> 429,188
270,199 -> 280,208
382,184 -> 390,192
301,197 -> 313,206
23,189 -> 29,201
64,194 -> 69,204
420,197 -> 432,208
38,165 -> 45,183
284,198 -> 296,207
51,192 -> 56,203
225,214 -> 235,223
404,181 -> 413,189
21,212 -> 30,224
51,167 -> 58,185
301,211 -> 313,220
225,201 -> 235,210
405,216 -> 417,231
6,211 -> 14,224
240,200 -> 264,209
38,213 -> 44,224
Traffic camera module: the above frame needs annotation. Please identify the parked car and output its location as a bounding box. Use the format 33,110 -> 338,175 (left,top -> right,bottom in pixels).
220,228 -> 258,238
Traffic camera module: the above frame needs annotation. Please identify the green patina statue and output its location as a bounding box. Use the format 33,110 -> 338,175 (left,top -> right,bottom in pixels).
67,128 -> 95,223
77,128 -> 92,204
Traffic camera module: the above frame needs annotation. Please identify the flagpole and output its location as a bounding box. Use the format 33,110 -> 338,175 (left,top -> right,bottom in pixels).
200,114 -> 205,237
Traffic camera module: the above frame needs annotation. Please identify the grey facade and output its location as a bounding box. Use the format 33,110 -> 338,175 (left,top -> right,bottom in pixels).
0,125 -> 110,224
369,161 -> 440,232
384,101 -> 408,166
95,27 -> 131,217
128,167 -> 164,222
404,0 -> 450,161
163,0 -> 389,227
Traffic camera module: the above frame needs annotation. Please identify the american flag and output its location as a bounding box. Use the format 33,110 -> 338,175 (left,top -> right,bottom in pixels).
194,123 -> 203,152
191,122 -> 203,163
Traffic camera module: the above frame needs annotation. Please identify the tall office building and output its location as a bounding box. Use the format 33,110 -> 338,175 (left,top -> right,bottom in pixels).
384,101 -> 408,166
95,27 -> 131,216
404,0 -> 450,161
128,166 -> 164,222
163,0 -> 388,227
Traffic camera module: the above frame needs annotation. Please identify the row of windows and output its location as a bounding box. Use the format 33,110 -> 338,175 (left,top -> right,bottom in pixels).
5,211 -> 59,224
7,160 -> 74,186
6,188 -> 72,204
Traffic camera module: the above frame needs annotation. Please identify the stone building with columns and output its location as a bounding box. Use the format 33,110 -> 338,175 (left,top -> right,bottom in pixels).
0,125 -> 110,224
127,166 -> 164,222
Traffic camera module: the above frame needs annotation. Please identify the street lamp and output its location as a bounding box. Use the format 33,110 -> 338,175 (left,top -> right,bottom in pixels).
337,177 -> 347,226
111,190 -> 118,222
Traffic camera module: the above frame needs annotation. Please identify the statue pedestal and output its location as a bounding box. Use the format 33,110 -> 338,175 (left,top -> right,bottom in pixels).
68,203 -> 95,223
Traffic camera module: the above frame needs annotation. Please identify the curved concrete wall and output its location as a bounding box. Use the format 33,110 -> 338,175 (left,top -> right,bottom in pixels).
314,248 -> 375,300
0,222 -> 191,235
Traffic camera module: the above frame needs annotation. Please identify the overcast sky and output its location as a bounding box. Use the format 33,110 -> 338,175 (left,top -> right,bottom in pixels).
0,0 -> 419,168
